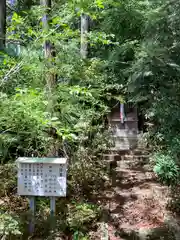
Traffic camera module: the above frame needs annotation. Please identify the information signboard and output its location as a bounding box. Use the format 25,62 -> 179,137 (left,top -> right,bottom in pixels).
16,157 -> 67,197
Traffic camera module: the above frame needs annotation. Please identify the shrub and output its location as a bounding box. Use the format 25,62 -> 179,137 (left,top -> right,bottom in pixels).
0,163 -> 17,197
67,202 -> 100,233
153,153 -> 179,185
0,213 -> 22,239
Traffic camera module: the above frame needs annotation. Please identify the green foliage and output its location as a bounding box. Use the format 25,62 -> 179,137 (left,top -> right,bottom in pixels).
125,1 -> 180,188
0,213 -> 21,238
0,163 -> 16,196
73,231 -> 89,240
0,88 -> 51,160
68,135 -> 111,197
67,202 -> 100,233
0,1 -> 113,237
153,153 -> 179,185
3,0 -> 180,238
0,0 -> 115,163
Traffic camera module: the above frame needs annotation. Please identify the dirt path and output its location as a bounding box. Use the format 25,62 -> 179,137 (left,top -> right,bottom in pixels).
99,150 -> 174,240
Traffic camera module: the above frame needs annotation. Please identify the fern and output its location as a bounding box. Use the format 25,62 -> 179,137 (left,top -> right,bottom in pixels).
153,153 -> 179,185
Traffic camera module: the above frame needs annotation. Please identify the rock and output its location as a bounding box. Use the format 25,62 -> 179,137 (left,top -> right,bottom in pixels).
100,222 -> 108,240
0,199 -> 5,205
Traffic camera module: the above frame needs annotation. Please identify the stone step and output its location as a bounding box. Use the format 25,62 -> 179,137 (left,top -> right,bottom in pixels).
109,118 -> 138,122
132,148 -> 151,154
121,155 -> 150,161
102,153 -> 120,161
113,135 -> 138,139
102,154 -> 149,162
116,160 -> 150,169
111,129 -> 139,137
110,144 -> 137,151
116,160 -> 137,168
106,149 -> 150,156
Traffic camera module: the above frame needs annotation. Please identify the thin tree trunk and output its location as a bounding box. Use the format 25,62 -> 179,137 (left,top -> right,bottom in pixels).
9,0 -> 21,55
80,13 -> 89,59
0,0 -> 6,50
24,0 -> 33,9
41,0 -> 56,95
41,0 -> 58,157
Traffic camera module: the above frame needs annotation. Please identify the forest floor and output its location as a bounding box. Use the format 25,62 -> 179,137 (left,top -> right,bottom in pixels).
92,150 -> 180,240
1,150 -> 180,240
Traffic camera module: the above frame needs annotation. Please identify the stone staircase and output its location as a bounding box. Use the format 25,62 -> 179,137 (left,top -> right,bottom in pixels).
103,148 -> 151,175
100,147 -> 177,240
99,106 -> 178,239
98,101 -> 180,239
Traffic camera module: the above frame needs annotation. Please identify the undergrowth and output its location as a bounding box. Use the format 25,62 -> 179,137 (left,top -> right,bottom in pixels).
0,130 -> 111,239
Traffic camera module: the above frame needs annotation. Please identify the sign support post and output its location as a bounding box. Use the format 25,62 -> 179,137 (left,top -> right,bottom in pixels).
29,196 -> 36,234
16,157 -> 67,235
50,196 -> 56,216
50,196 -> 56,230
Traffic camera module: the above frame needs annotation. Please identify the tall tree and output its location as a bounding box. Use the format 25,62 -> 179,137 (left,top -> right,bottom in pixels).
41,0 -> 58,157
0,0 -> 6,49
40,0 -> 56,94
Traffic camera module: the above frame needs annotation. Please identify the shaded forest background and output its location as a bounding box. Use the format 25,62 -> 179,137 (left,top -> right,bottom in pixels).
1,0 -> 180,239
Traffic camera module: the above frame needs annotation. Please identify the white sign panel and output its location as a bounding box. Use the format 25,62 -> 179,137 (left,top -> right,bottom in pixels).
16,158 -> 67,197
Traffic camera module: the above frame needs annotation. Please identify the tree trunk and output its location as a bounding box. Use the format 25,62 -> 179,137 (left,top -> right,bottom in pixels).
0,0 -> 6,50
80,13 -> 89,59
41,0 -> 58,157
24,0 -> 33,9
41,0 -> 56,94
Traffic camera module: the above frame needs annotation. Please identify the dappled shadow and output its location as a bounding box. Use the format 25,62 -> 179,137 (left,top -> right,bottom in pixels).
92,149 -> 174,240
114,177 -> 157,189
17,201 -> 70,240
114,225 -> 176,240
167,186 -> 180,216
111,168 -> 157,189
